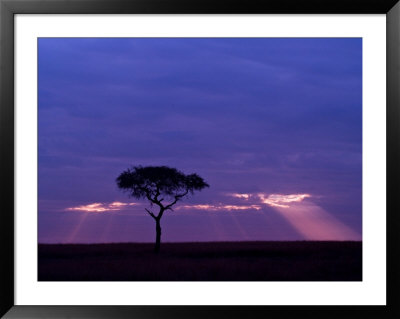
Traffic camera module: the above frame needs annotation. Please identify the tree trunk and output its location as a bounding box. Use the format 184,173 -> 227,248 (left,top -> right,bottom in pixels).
154,219 -> 161,253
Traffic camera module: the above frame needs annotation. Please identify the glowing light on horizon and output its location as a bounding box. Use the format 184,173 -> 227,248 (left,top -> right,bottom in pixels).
63,192 -> 360,241
228,191 -> 360,240
230,193 -> 251,200
178,204 -> 262,211
259,193 -> 311,208
177,193 -> 311,212
66,201 -> 136,213
109,201 -> 132,208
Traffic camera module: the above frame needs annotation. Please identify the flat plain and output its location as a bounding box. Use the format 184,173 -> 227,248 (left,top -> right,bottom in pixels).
38,241 -> 362,281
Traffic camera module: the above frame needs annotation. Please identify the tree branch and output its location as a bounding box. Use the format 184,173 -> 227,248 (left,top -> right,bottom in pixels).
153,186 -> 164,205
165,189 -> 189,210
143,186 -> 166,211
145,208 -> 157,220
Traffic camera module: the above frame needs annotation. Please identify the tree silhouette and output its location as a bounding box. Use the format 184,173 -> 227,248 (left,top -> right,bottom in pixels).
116,166 -> 209,253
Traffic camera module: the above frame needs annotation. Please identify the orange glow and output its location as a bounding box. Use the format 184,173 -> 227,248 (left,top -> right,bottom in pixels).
66,201 -> 136,213
273,202 -> 361,240
223,205 -> 261,210
230,193 -> 251,200
66,203 -> 108,212
178,204 -> 262,211
259,193 -> 311,208
109,202 -> 127,207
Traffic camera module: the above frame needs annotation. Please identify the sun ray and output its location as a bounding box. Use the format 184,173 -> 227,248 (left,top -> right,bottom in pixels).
273,202 -> 361,241
100,213 -> 115,243
229,212 -> 250,241
66,212 -> 90,243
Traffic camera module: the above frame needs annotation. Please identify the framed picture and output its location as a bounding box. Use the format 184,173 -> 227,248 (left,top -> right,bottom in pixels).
1,0 -> 399,318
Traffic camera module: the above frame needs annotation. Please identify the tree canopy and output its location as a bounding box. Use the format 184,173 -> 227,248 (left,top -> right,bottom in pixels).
116,165 -> 209,210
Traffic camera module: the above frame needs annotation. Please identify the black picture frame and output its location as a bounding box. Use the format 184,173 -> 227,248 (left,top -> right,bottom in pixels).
1,0 -> 399,318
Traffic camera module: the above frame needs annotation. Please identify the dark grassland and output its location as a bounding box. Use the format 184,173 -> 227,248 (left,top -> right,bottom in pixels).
38,241 -> 362,281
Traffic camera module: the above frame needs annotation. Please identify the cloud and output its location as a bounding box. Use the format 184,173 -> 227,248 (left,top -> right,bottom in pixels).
229,192 -> 311,208
177,204 -> 262,211
258,193 -> 311,208
230,193 -> 251,200
66,193 -> 311,214
66,201 -> 136,213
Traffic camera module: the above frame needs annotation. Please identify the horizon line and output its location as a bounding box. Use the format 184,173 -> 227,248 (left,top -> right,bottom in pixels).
38,239 -> 363,245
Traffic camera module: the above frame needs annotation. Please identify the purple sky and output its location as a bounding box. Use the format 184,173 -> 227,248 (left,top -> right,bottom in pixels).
38,38 -> 362,243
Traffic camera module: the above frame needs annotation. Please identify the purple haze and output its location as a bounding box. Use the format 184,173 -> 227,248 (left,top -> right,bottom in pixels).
38,38 -> 362,243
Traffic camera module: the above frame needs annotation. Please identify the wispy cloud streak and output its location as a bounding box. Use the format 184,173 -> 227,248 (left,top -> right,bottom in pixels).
258,193 -> 311,208
177,204 -> 262,211
229,193 -> 311,208
66,201 -> 136,213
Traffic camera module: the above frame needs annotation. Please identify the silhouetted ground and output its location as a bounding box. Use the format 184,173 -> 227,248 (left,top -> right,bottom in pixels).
38,241 -> 362,281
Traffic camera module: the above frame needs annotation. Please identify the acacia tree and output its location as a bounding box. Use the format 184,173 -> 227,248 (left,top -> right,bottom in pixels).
116,166 -> 209,253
